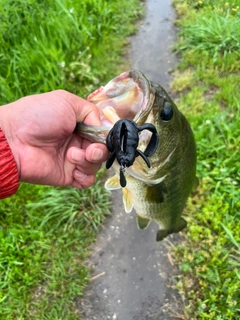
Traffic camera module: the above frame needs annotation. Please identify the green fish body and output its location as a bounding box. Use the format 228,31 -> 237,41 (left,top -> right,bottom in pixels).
76,70 -> 197,241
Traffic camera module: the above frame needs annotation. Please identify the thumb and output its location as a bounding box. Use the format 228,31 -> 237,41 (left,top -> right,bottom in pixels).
67,92 -> 101,126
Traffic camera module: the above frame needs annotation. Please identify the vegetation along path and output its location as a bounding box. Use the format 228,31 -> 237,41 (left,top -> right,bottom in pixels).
79,1 -> 185,319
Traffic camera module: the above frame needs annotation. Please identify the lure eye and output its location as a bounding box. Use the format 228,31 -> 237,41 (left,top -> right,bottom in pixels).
160,102 -> 173,121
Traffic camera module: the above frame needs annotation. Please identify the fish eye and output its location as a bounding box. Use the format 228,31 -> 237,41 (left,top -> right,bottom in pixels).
160,102 -> 173,121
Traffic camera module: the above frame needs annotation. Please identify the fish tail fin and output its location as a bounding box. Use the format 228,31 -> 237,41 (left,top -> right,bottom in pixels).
174,217 -> 187,232
171,217 -> 187,234
156,230 -> 169,241
156,218 -> 187,241
193,176 -> 199,190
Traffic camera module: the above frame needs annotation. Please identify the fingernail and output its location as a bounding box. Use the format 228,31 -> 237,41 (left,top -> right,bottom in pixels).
91,148 -> 103,161
72,149 -> 85,162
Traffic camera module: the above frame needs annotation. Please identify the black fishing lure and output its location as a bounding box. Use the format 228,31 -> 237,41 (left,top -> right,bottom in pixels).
106,119 -> 159,187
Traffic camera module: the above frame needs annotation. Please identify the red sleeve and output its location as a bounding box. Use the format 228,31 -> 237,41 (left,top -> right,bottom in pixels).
0,128 -> 19,199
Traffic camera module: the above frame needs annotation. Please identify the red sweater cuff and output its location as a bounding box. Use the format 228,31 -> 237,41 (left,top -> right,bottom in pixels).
0,128 -> 19,199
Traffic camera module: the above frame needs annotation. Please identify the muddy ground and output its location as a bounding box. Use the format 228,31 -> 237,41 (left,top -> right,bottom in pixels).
77,1 -> 185,319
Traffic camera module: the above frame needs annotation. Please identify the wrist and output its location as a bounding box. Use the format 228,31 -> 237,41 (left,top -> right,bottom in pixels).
0,103 -> 21,173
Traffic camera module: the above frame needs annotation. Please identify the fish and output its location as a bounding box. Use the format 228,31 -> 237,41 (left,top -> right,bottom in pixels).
75,70 -> 198,241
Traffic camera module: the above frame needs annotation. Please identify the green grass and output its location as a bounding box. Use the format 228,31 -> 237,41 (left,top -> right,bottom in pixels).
0,180 -> 111,319
174,1 -> 240,59
171,0 -> 240,319
0,0 -> 143,319
0,0 -> 143,104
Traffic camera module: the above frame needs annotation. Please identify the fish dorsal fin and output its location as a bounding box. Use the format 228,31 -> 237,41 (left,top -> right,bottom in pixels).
136,214 -> 151,230
105,175 -> 121,190
122,188 -> 134,213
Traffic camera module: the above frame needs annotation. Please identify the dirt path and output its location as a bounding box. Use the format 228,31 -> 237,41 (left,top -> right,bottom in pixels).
78,1 -> 184,319
129,0 -> 177,87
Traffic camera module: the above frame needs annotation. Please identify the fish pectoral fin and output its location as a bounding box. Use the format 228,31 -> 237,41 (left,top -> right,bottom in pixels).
136,214 -> 151,230
105,175 -> 121,190
122,188 -> 134,213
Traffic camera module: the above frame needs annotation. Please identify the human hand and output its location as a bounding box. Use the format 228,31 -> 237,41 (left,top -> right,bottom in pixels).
0,90 -> 109,189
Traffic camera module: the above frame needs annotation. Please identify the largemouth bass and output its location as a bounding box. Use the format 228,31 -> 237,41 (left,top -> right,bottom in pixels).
76,70 -> 198,241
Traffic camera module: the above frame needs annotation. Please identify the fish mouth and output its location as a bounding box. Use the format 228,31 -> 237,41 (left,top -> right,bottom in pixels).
87,70 -> 154,127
